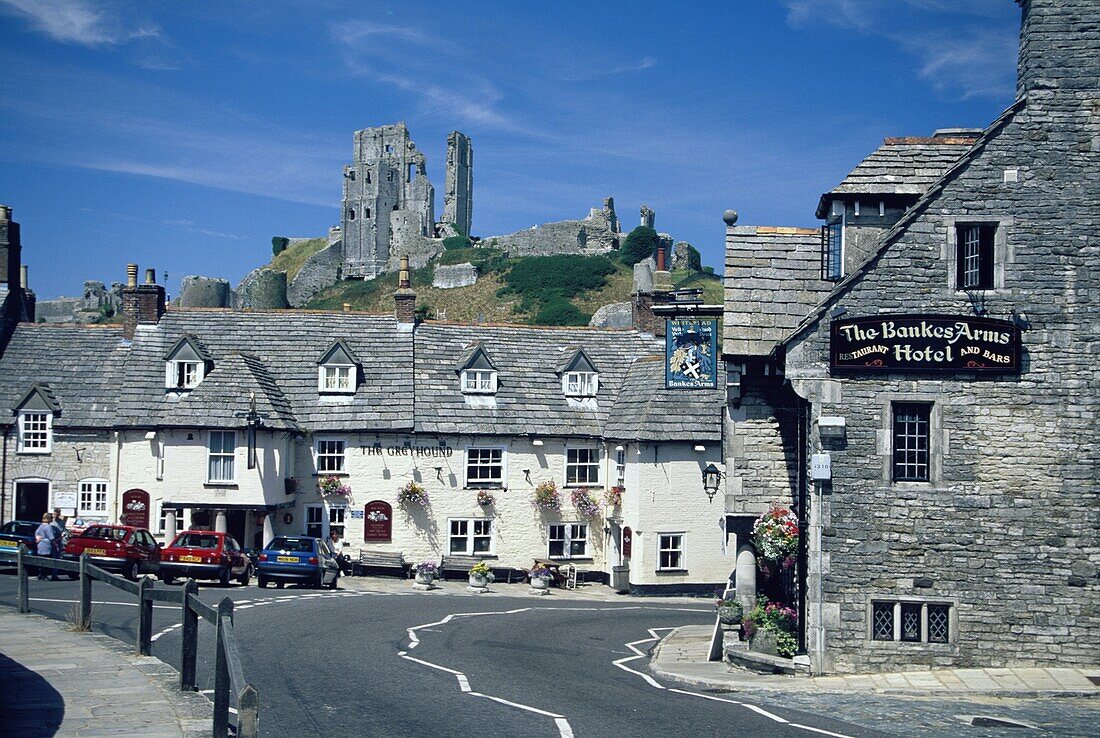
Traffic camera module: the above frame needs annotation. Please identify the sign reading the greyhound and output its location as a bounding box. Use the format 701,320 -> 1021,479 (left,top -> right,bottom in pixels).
666,318 -> 718,389
830,314 -> 1020,373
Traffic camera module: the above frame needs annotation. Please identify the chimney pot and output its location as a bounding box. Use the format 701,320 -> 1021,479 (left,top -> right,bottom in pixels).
0,205 -> 10,221
145,268 -> 156,285
126,264 -> 138,288
398,255 -> 411,289
342,302 -> 351,313
20,264 -> 28,289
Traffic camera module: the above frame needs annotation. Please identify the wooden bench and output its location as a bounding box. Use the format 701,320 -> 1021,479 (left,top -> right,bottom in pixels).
440,555 -> 484,580
354,550 -> 408,578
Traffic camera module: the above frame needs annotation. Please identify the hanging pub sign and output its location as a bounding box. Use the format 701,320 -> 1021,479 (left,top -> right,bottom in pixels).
830,314 -> 1021,373
363,500 -> 393,542
622,526 -> 633,558
120,489 -> 150,528
665,318 -> 718,389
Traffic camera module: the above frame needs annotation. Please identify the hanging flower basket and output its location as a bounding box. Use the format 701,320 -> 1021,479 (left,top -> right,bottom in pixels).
752,504 -> 799,567
476,489 -> 496,507
571,488 -> 600,517
318,475 -> 351,498
398,481 -> 430,508
604,485 -> 624,507
533,481 -> 561,511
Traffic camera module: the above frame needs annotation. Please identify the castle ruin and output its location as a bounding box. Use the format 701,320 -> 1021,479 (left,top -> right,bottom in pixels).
443,131 -> 473,239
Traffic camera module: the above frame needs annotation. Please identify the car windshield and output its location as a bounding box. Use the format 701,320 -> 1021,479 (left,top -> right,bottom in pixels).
173,533 -> 219,549
82,527 -> 128,540
267,537 -> 314,553
2,522 -> 38,537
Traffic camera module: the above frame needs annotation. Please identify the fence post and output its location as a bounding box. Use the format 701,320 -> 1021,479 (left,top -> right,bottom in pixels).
137,576 -> 154,655
213,597 -> 234,738
79,552 -> 92,629
180,580 -> 199,692
237,684 -> 260,738
17,546 -> 29,613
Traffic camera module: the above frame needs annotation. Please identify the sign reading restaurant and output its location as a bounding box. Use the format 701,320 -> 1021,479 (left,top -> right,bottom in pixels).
830,314 -> 1021,373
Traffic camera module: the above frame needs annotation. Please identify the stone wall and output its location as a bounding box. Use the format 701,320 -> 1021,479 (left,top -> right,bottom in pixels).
4,430 -> 114,523
236,268 -> 289,309
432,263 -> 478,289
483,199 -> 620,257
588,302 -> 632,329
179,276 -> 233,308
784,52 -> 1100,672
287,241 -> 344,307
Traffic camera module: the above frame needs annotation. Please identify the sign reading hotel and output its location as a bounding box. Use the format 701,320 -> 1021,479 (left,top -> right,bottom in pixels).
666,318 -> 718,389
830,314 -> 1021,373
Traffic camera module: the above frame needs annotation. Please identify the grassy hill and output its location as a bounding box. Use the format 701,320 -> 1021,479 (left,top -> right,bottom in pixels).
300,246 -> 722,326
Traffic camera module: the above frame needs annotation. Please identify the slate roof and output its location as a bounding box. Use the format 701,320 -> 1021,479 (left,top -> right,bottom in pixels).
605,355 -> 724,442
723,226 -> 835,357
413,323 -> 662,438
116,310 -> 414,431
814,135 -> 977,217
0,324 -> 128,427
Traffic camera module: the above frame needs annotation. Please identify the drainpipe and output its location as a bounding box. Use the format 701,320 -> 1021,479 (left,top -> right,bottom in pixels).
1,425 -> 9,525
796,396 -> 809,656
113,431 -> 122,524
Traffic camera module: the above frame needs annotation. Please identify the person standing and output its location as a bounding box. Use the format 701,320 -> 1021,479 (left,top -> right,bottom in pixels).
34,513 -> 59,581
51,508 -> 67,557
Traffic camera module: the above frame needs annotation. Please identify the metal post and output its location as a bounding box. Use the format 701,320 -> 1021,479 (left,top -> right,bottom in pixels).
180,580 -> 198,692
237,684 -> 260,738
17,546 -> 29,613
79,552 -> 92,628
213,597 -> 234,738
137,576 -> 154,655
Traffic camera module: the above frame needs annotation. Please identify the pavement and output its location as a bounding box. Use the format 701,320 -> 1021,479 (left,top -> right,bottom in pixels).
0,606 -> 211,738
650,624 -> 1100,698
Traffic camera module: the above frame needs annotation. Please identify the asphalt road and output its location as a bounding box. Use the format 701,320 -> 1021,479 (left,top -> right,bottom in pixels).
2,570 -> 1095,737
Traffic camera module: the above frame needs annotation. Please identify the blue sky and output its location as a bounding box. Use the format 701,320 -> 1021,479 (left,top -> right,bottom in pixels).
0,0 -> 1021,300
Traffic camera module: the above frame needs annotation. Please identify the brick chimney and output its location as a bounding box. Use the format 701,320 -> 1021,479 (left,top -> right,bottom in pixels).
393,255 -> 417,327
121,264 -> 166,338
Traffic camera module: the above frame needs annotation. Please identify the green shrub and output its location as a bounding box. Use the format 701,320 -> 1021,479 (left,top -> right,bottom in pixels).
443,235 -> 472,250
681,243 -> 702,271
272,236 -> 289,256
502,255 -> 615,300
703,265 -> 715,275
620,226 -> 659,266
533,298 -> 590,326
438,246 -> 507,274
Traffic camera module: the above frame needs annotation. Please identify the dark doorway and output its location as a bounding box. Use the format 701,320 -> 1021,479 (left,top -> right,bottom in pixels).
15,482 -> 49,522
227,510 -> 246,547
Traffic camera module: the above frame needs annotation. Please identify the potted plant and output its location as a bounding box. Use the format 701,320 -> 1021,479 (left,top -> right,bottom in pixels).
742,595 -> 798,657
533,481 -> 561,511
468,560 -> 494,588
398,481 -> 430,508
318,475 -> 351,499
752,504 -> 799,570
529,565 -> 553,590
414,560 -> 438,586
571,488 -> 600,517
604,485 -> 624,508
715,596 -> 743,627
476,489 -> 495,508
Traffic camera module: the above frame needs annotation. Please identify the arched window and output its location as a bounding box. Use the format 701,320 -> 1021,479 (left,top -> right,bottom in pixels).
347,208 -> 356,220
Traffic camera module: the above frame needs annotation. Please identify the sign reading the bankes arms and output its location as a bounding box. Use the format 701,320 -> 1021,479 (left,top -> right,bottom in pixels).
830,314 -> 1021,373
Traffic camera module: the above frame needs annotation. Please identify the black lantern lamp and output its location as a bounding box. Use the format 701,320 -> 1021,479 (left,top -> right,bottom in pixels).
702,463 -> 723,501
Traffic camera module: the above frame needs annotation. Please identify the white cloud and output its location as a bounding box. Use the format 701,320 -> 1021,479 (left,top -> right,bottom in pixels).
0,0 -> 160,47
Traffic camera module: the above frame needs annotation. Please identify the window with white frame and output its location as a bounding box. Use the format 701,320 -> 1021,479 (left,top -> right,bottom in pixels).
657,533 -> 685,571
565,447 -> 600,486
328,504 -> 346,540
159,507 -> 183,534
548,523 -> 588,559
207,431 -> 236,483
614,447 -> 626,487
77,479 -> 108,516
563,371 -> 598,397
449,518 -> 493,555
305,504 -> 324,538
461,369 -> 497,394
465,447 -> 504,487
17,411 -> 51,453
318,365 -> 355,393
172,361 -> 202,389
315,438 -> 346,473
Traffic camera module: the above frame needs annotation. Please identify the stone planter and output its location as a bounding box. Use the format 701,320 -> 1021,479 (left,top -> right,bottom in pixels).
530,575 -> 550,591
718,606 -> 743,627
415,571 -> 435,587
468,573 -> 490,588
750,629 -> 779,657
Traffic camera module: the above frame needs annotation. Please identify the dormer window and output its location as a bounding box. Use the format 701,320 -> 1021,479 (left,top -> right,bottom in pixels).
317,339 -> 360,395
456,344 -> 498,396
12,384 -> 59,455
164,335 -> 211,391
558,349 -> 599,398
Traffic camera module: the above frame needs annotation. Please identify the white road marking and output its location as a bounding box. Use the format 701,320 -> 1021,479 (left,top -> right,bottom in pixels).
29,597 -> 177,610
554,717 -> 575,737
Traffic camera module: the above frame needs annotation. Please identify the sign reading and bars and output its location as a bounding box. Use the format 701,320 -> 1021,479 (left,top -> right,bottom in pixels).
830,314 -> 1021,373
665,318 -> 718,389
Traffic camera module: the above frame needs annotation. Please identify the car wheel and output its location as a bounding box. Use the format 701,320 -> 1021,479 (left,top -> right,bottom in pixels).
313,572 -> 324,589
218,567 -> 231,587
257,576 -> 267,588
276,581 -> 285,589
238,565 -> 252,587
160,574 -> 176,586
126,561 -> 140,581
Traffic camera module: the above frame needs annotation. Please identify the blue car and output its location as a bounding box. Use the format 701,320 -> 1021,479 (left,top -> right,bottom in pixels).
0,520 -> 39,555
256,536 -> 339,589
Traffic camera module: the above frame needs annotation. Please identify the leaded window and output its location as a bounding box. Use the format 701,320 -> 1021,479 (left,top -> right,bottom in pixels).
900,602 -> 922,642
872,601 -> 894,641
872,601 -> 952,644
928,604 -> 951,644
892,403 -> 930,482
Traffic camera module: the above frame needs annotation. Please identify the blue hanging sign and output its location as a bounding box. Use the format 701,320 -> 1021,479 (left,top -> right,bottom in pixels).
665,318 -> 718,389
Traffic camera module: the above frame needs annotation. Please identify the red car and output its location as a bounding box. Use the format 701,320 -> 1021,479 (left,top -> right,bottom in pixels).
159,531 -> 252,586
63,524 -> 161,581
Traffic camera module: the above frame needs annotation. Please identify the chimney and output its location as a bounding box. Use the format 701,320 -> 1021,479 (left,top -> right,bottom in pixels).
0,204 -> 20,290
1016,0 -> 1100,96
121,263 -> 166,338
20,264 -> 28,289
393,255 -> 417,326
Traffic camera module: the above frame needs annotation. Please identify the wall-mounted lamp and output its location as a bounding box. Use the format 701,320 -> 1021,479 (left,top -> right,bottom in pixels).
144,431 -> 157,441
693,444 -> 706,453
614,445 -> 624,452
603,523 -> 612,537
434,466 -> 444,482
532,439 -> 544,447
75,447 -> 86,463
702,463 -> 724,502
523,469 -> 531,483
815,416 -> 846,439
187,433 -> 194,441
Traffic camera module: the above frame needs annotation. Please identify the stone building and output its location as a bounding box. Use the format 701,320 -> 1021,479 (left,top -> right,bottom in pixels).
483,197 -> 622,257
443,131 -> 473,239
722,0 -> 1098,673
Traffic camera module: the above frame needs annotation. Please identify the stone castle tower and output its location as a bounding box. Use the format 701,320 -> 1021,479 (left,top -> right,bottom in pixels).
443,131 -> 473,239
341,123 -> 435,279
